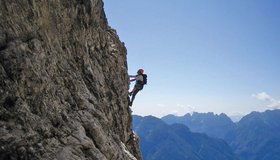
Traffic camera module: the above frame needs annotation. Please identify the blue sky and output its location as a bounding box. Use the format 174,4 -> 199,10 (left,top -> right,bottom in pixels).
103,0 -> 280,117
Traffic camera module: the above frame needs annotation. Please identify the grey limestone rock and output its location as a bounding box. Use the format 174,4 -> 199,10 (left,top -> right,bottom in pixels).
0,0 -> 141,159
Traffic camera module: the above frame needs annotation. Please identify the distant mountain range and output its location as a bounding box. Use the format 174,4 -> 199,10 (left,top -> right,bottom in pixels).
133,115 -> 238,160
162,112 -> 235,140
133,109 -> 280,160
230,110 -> 280,160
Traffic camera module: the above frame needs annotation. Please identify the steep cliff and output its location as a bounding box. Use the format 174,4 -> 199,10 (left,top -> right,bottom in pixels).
0,0 -> 141,159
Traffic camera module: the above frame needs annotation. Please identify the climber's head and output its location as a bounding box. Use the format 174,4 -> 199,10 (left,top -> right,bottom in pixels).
137,69 -> 144,74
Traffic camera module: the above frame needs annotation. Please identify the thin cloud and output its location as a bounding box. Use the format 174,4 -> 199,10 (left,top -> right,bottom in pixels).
159,104 -> 196,117
171,110 -> 179,116
253,92 -> 273,101
156,104 -> 166,107
175,104 -> 196,115
253,92 -> 280,109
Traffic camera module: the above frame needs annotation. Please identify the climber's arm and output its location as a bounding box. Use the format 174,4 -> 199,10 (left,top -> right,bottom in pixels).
129,75 -> 136,78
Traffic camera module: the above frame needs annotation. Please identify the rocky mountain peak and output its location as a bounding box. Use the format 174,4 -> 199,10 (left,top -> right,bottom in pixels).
0,0 -> 141,159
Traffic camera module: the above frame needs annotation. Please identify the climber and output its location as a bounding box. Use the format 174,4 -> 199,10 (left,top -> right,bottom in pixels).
129,69 -> 147,106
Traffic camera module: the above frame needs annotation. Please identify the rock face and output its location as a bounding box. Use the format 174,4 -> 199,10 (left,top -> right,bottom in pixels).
0,0 -> 141,159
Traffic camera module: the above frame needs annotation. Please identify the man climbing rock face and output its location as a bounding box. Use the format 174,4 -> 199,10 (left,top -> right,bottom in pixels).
129,69 -> 147,106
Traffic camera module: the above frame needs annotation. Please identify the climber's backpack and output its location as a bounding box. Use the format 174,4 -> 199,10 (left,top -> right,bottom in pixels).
142,74 -> 147,85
